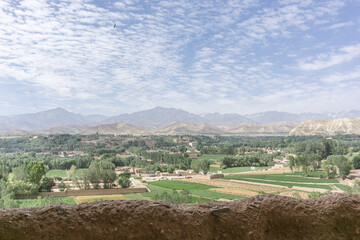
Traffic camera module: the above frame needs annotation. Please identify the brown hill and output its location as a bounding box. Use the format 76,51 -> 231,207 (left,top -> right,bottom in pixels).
289,118 -> 360,136
0,125 -> 87,136
79,123 -> 146,135
153,122 -> 225,135
220,121 -> 298,135
35,125 -> 87,134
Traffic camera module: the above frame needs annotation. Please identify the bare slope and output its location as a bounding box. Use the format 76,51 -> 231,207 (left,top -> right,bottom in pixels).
79,123 -> 146,135
1,194 -> 360,240
153,122 -> 225,135
220,121 -> 298,134
289,118 -> 360,136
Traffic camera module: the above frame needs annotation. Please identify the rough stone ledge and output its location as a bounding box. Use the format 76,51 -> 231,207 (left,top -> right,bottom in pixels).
0,193 -> 360,240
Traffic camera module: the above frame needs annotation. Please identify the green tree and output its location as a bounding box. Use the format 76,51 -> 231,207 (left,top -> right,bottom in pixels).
86,162 -> 102,189
191,161 -> 201,173
353,155 -> 360,169
100,160 -> 116,189
335,141 -> 348,155
288,155 -> 295,172
26,161 -> 46,184
0,165 -> 9,181
200,159 -> 210,174
179,145 -> 187,154
12,165 -> 27,182
0,180 -> 18,209
338,161 -> 352,180
58,181 -> 68,191
324,155 -> 352,180
167,165 -> 175,174
295,155 -> 311,176
39,177 -> 55,192
118,172 -> 131,188
11,180 -> 39,195
66,165 -> 77,180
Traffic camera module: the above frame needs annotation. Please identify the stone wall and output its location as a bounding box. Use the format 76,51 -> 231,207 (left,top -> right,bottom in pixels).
1,194 -> 360,239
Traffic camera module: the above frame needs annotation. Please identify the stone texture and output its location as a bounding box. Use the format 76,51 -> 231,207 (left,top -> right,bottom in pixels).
0,194 -> 360,240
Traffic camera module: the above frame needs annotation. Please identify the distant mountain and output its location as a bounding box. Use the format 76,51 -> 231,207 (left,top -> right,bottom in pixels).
102,107 -> 205,126
202,113 -> 253,125
79,123 -> 147,135
0,108 -> 107,131
153,122 -> 225,135
1,106 -> 360,133
289,118 -> 360,136
245,111 -> 300,124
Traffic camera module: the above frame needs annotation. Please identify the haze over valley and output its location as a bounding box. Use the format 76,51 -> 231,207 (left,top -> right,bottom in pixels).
0,107 -> 360,136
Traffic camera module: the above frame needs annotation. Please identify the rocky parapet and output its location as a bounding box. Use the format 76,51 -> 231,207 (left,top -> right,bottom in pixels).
0,194 -> 360,240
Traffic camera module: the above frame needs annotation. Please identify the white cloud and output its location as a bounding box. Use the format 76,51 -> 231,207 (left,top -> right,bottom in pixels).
321,69 -> 360,83
326,21 -> 354,30
299,44 -> 360,70
0,0 -> 357,115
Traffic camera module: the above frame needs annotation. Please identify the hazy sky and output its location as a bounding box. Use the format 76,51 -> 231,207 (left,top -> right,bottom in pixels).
0,0 -> 359,116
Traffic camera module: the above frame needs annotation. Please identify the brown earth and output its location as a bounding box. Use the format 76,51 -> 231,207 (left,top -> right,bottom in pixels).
181,178 -> 285,193
1,194 -> 360,240
209,187 -> 259,197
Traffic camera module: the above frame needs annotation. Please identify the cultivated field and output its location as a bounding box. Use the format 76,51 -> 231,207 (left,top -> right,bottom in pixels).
75,194 -> 127,203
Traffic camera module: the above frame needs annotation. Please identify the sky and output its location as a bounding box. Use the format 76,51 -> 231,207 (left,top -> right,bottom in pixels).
0,0 -> 360,116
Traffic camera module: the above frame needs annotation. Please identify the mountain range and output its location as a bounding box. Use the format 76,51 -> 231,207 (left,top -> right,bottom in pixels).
289,118 -> 360,136
1,107 -> 360,135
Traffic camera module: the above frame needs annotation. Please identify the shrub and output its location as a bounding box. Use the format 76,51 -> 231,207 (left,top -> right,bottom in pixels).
353,155 -> 360,169
167,165 -> 175,174
58,181 -> 67,191
39,177 -> 55,192
118,177 -> 131,188
118,172 -> 131,188
338,161 -> 352,180
324,166 -> 337,179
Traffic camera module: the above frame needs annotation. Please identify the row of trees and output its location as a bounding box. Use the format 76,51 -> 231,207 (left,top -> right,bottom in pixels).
129,148 -> 192,170
293,139 -> 348,159
221,153 -> 275,168
0,153 -> 135,172
288,154 -> 355,180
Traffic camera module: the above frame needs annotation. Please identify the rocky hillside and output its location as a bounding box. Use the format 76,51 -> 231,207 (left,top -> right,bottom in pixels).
1,194 -> 360,240
79,123 -> 146,135
220,121 -> 298,134
153,122 -> 225,135
289,118 -> 360,136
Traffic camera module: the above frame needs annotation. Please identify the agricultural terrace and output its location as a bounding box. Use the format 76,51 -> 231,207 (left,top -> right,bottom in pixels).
175,169 -> 352,198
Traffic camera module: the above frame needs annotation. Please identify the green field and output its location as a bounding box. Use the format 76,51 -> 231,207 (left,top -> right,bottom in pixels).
190,190 -> 246,200
144,182 -> 245,202
46,168 -> 87,178
284,171 -> 325,178
16,197 -> 77,208
148,180 -> 215,190
142,185 -> 213,203
334,184 -> 352,192
225,178 -> 333,190
225,174 -> 339,183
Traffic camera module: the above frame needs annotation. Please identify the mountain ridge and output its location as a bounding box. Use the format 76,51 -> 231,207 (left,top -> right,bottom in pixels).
1,106 -> 360,132
289,118 -> 360,136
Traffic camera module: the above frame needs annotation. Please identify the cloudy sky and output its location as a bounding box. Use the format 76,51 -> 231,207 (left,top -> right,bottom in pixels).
0,0 -> 359,116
